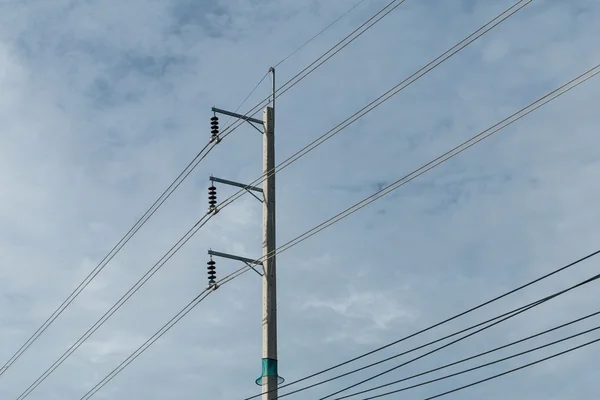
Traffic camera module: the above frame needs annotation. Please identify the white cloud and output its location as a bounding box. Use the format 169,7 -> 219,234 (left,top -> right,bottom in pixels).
303,288 -> 416,334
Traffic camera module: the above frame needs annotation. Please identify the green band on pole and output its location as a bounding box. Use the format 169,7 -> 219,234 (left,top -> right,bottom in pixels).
255,358 -> 284,386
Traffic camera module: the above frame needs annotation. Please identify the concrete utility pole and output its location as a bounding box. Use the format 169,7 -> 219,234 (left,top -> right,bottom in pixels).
207,67 -> 281,398
261,67 -> 278,400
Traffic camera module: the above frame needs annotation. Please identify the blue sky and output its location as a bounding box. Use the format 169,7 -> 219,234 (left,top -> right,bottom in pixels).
1,0 -> 600,399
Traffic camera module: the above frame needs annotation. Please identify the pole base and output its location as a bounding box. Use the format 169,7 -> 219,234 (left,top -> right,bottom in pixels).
255,358 -> 284,386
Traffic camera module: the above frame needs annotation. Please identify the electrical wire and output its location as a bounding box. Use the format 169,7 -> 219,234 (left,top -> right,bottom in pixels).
222,0 -> 372,128
354,323 -> 600,400
271,0 -> 529,182
335,309 -> 600,400
221,71 -> 271,129
319,272 -> 600,400
81,268 -> 600,400
274,0 -> 369,68
84,288 -> 212,400
14,212 -> 217,400
0,140 -> 218,379
240,61 -> 600,399
71,4 -> 596,396
8,0 -> 409,389
61,56 -> 589,400
214,0 -> 529,223
271,0 -> 407,102
78,266 -> 252,400
213,0 -> 408,146
273,267 -> 600,400
4,0 -> 401,388
268,62 -> 600,262
422,336 -> 600,400
15,0 -> 583,394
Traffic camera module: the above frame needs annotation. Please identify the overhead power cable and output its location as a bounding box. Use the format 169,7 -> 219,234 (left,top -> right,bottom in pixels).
220,71 -> 271,130
4,0 -> 399,388
336,309 -> 600,400
78,266 -> 251,400
14,212 -> 216,400
2,0 -> 393,378
242,60 -> 600,399
274,0 -> 369,68
264,62 -> 600,262
64,54 -> 600,398
422,335 -> 600,400
214,0 -> 530,222
354,323 -> 600,400
278,267 -> 600,400
215,0 -> 408,145
223,0 -> 371,127
0,140 -> 217,379
12,0 -> 408,391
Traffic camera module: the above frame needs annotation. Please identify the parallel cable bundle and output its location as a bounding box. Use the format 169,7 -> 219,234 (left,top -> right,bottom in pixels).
244,248 -> 600,400
335,309 -> 600,400
77,266 -> 251,400
214,0 -> 409,145
0,139 -> 218,380
75,58 -> 600,400
6,0 -> 402,396
347,319 -> 600,400
317,272 -> 600,400
10,0 -> 599,398
1,0 -> 380,383
421,336 -> 600,400
13,213 -> 215,400
229,60 -> 600,399
197,0 -> 533,234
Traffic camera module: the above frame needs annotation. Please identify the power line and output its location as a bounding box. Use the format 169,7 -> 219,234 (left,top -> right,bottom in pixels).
12,0 -> 584,394
354,323 -> 600,400
267,62 -> 600,261
270,0 -> 407,102
66,52 -> 598,400
74,0 -> 597,396
215,0 -> 529,222
274,267 -> 600,400
14,212 -> 216,400
271,0 -> 529,182
241,60 -> 600,399
11,0 -> 408,390
214,0 -> 407,146
78,266 -> 251,400
82,268 -> 600,400
319,272 -> 600,400
274,0 -> 368,68
336,311 -> 600,400
221,71 -> 271,129
80,236 -> 600,399
0,140 -> 217,379
174,0 -> 406,236
423,336 -> 600,400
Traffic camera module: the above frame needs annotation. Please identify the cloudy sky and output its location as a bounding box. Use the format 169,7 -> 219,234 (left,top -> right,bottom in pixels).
1,0 -> 600,399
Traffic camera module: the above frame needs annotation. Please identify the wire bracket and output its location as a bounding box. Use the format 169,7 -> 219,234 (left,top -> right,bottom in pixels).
208,250 -> 263,277
210,176 -> 263,203
212,106 -> 264,134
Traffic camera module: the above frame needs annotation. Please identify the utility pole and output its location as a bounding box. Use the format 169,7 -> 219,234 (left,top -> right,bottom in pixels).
207,67 -> 282,398
261,67 -> 278,400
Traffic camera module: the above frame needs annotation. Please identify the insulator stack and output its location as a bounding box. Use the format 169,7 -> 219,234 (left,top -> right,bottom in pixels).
208,185 -> 217,211
210,115 -> 219,142
207,258 -> 216,287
